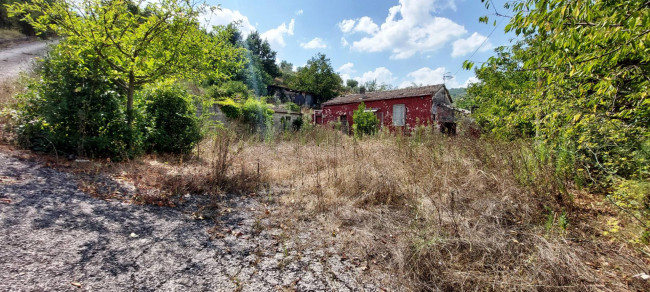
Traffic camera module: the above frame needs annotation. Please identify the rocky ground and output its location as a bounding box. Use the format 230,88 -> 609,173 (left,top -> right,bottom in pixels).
0,152 -> 391,291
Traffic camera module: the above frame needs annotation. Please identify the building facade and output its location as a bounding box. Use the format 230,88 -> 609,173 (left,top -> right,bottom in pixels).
314,84 -> 456,134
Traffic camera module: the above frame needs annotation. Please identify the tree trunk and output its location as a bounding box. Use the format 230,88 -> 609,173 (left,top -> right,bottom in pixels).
126,72 -> 135,149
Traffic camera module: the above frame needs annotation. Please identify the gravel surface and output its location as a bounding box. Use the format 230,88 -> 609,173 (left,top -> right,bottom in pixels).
0,40 -> 50,82
0,152 -> 386,291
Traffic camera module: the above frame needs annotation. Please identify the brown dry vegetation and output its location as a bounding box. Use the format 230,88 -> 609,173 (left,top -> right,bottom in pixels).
0,78 -> 24,142
233,126 -> 649,291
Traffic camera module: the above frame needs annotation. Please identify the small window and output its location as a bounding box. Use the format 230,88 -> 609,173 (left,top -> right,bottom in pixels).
393,104 -> 405,126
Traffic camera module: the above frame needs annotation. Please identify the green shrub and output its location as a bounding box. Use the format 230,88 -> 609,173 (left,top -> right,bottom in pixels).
216,98 -> 242,119
16,46 -> 133,158
141,85 -> 202,154
352,102 -> 379,137
206,80 -> 251,101
285,102 -> 300,112
241,98 -> 273,132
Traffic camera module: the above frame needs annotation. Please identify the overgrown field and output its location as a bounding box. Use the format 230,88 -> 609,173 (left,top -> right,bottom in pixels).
237,127 -> 649,291
16,123 -> 642,291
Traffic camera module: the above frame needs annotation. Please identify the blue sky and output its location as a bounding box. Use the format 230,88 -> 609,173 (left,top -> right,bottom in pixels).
202,0 -> 516,89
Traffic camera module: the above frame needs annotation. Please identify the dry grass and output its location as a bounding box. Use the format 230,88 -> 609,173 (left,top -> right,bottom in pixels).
0,78 -> 25,143
236,126 -> 649,291
0,29 -> 25,41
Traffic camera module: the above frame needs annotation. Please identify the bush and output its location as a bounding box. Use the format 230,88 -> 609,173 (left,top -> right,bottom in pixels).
285,102 -> 300,112
241,98 -> 273,132
141,85 -> 202,154
352,102 -> 379,137
216,98 -> 242,119
206,80 -> 251,101
16,45 -> 133,158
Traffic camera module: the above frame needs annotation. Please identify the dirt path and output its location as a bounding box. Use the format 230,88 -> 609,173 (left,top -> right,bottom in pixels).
0,152 -> 386,291
0,40 -> 50,82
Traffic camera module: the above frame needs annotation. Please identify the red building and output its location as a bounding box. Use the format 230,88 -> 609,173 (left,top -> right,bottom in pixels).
313,84 -> 456,134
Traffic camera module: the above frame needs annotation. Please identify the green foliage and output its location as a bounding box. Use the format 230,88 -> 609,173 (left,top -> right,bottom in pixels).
216,98 -> 242,120
207,80 -> 251,101
241,98 -> 274,131
469,0 -> 649,184
290,53 -> 342,103
8,0 -> 244,143
16,45 -> 133,158
285,102 -> 300,112
352,102 -> 379,137
468,0 -> 649,239
609,179 -> 650,243
245,31 -> 280,79
0,0 -> 42,36
362,79 -> 395,92
140,84 -> 202,154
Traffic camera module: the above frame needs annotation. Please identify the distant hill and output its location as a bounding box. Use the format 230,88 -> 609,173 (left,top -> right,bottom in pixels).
447,87 -> 475,110
447,87 -> 467,99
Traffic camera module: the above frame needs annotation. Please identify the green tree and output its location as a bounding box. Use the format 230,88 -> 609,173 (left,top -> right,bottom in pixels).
245,31 -> 280,79
9,0 -> 243,144
466,0 -> 649,188
353,102 -> 379,137
291,53 -> 342,103
362,79 -> 394,92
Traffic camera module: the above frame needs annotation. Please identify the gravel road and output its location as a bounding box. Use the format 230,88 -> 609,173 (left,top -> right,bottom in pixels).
0,152 -> 386,291
0,40 -> 50,82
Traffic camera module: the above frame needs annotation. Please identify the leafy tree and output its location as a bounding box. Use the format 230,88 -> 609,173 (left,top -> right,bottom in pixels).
280,60 -> 293,75
9,0 -> 243,145
346,79 -> 359,89
353,102 -> 379,137
0,0 -> 46,36
464,0 -> 650,240
362,79 -> 395,92
291,53 -> 342,103
466,0 -> 649,184
344,79 -> 359,93
245,31 -> 280,79
466,43 -> 537,139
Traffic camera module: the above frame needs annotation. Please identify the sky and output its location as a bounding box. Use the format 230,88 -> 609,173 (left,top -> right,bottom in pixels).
202,0 -> 517,89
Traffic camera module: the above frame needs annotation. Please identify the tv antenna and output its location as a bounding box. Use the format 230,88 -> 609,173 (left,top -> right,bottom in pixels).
443,72 -> 454,85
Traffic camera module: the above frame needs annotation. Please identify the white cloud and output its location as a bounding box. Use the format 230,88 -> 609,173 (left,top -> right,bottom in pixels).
261,19 -> 295,48
338,19 -> 356,33
338,16 -> 379,35
341,37 -> 350,47
337,62 -> 356,75
295,9 -> 303,15
462,76 -> 479,87
399,67 -> 447,88
338,62 -> 356,82
451,32 -> 492,57
354,16 -> 379,34
398,67 -> 478,88
300,37 -> 327,49
343,0 -> 466,59
355,67 -> 396,85
200,7 -> 255,36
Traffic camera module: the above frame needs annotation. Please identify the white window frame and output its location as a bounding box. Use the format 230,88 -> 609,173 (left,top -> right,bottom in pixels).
392,104 -> 405,126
